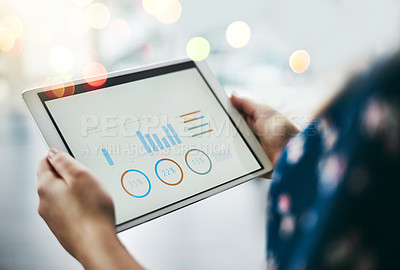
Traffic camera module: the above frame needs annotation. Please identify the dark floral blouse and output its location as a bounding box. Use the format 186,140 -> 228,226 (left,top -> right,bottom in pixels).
267,54 -> 400,270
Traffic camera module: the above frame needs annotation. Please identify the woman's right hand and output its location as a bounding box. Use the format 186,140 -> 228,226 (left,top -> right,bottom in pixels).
230,93 -> 299,168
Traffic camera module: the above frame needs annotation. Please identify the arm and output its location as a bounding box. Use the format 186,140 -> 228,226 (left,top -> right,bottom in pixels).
230,93 -> 299,171
37,149 -> 144,270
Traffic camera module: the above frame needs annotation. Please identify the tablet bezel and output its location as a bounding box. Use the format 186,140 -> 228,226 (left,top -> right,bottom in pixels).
22,59 -> 273,232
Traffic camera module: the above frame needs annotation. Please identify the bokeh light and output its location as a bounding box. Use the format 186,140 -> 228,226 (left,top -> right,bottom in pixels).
289,50 -> 311,73
109,19 -> 131,39
43,77 -> 75,99
67,9 -> 89,36
86,3 -> 111,29
84,62 -> 107,87
156,0 -> 182,24
31,24 -> 51,46
5,38 -> 22,58
142,0 -> 170,16
226,21 -> 251,49
2,15 -> 23,38
72,0 -> 93,7
186,37 -> 210,62
0,27 -> 16,52
142,43 -> 154,61
49,46 -> 74,73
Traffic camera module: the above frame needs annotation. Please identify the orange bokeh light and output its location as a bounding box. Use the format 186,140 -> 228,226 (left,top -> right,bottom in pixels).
43,77 -> 75,99
289,50 -> 311,73
84,62 -> 108,87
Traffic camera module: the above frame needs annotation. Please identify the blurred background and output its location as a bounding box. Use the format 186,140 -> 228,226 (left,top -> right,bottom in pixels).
0,0 -> 399,269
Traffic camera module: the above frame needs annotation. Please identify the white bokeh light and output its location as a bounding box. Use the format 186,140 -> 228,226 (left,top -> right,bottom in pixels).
49,46 -> 74,73
186,37 -> 210,61
226,21 -> 251,48
86,3 -> 111,29
2,15 -> 23,38
73,0 -> 93,7
156,0 -> 182,24
142,0 -> 170,16
0,27 -> 16,52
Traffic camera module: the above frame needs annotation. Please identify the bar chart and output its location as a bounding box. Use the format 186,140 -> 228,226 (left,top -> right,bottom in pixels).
180,110 -> 213,137
137,123 -> 182,154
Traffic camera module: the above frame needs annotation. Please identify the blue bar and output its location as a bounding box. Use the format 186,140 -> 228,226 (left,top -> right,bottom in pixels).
162,137 -> 170,148
101,148 -> 114,166
136,131 -> 152,153
167,124 -> 182,144
152,134 -> 164,150
162,126 -> 176,146
145,134 -> 158,152
198,116 -> 205,120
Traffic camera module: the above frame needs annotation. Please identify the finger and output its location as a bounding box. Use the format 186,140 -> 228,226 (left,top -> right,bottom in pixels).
47,148 -> 90,184
230,93 -> 260,118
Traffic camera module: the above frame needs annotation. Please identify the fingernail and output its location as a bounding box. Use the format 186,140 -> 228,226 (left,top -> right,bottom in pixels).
48,148 -> 58,161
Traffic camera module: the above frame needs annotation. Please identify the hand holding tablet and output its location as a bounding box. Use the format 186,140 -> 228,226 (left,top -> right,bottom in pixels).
23,59 -> 273,231
37,149 -> 144,270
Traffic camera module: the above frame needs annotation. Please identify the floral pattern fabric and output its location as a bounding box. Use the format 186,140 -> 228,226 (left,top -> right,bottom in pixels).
267,55 -> 400,270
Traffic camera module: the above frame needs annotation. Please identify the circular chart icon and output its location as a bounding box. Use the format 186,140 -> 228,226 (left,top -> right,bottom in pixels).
155,158 -> 184,186
185,149 -> 212,175
121,169 -> 151,198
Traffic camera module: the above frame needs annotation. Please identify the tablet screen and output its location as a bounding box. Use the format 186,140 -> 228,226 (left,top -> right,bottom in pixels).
38,62 -> 262,225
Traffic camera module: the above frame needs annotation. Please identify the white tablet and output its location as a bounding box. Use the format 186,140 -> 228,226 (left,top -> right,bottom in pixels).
22,59 -> 273,232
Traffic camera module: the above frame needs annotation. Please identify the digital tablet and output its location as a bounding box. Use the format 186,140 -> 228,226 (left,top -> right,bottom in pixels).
22,59 -> 273,232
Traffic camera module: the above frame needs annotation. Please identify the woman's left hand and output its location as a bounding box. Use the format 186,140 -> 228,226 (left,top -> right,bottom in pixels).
37,149 -> 143,270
